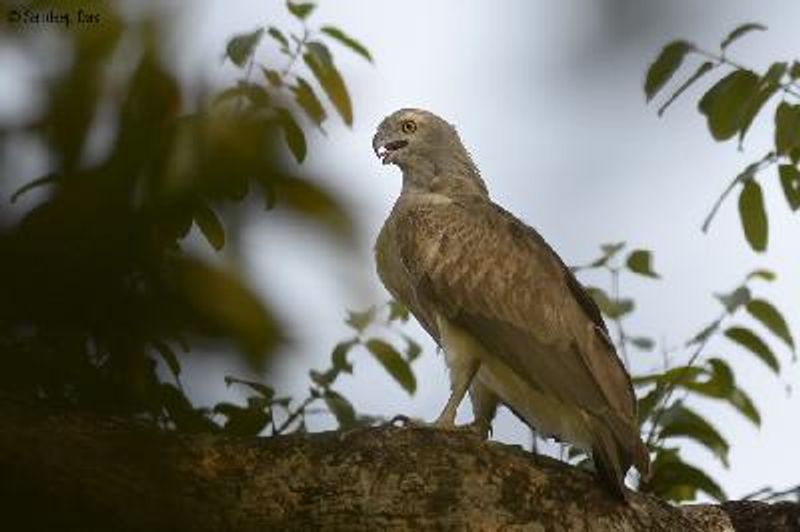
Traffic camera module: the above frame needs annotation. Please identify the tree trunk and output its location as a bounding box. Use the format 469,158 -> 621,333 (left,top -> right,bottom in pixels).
0,396 -> 797,531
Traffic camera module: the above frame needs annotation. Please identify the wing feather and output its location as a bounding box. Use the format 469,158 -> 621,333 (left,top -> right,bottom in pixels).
394,195 -> 637,424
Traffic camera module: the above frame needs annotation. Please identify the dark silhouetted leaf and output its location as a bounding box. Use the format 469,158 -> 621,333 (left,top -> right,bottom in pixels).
626,249 -> 660,278
224,376 -> 274,399
738,179 -> 768,251
175,257 -> 281,365
658,61 -> 714,116
649,449 -> 726,502
714,286 -> 751,313
161,384 -> 220,433
775,102 -> 800,155
346,307 -> 376,333
225,28 -> 264,67
698,70 -> 759,141
194,201 -> 225,251
746,298 -> 795,350
725,326 -> 780,373
11,173 -> 60,203
779,165 -> 800,211
303,50 -> 353,125
292,77 -> 327,126
366,338 -> 416,394
331,338 -> 358,373
687,319 -> 721,346
214,401 -> 270,436
645,40 -> 693,101
584,286 -> 634,319
320,26 -> 373,62
286,1 -> 315,20
324,390 -> 356,428
267,26 -> 289,50
629,336 -> 655,351
659,405 -> 730,467
720,23 -> 767,50
276,108 -> 307,162
152,340 -> 181,379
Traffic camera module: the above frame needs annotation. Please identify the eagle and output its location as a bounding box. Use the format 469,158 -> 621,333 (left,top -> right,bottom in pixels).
372,108 -> 650,498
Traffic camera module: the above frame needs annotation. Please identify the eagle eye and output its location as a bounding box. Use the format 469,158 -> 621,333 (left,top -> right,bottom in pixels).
401,120 -> 417,134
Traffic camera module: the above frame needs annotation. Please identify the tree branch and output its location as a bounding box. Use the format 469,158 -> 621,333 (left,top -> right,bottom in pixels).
0,396 -> 797,531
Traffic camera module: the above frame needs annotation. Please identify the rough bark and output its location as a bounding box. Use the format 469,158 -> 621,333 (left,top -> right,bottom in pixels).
0,396 -> 797,532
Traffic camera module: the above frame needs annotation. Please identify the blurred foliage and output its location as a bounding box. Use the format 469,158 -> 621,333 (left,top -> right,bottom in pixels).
0,1 -> 382,430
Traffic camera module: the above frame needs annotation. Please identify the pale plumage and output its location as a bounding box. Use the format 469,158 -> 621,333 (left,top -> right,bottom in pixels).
373,108 -> 649,498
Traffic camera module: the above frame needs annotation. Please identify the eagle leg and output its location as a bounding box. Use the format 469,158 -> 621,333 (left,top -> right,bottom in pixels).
433,356 -> 480,428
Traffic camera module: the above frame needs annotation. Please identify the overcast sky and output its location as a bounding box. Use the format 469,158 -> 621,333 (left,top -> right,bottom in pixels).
8,0 -> 795,501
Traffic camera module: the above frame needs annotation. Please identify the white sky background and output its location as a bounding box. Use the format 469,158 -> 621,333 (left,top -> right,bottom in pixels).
3,0 -> 797,501
168,0 -> 800,500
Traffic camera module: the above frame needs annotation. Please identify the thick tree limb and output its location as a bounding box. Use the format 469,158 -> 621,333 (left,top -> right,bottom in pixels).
0,397 -> 797,531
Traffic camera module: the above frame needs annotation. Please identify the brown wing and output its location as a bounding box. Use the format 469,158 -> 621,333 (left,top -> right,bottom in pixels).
393,194 -> 637,425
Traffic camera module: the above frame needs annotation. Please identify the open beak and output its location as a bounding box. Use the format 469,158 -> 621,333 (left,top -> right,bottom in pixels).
372,134 -> 409,165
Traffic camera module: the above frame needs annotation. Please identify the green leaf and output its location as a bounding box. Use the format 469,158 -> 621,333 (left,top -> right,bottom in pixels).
225,28 -> 264,67
687,319 -> 721,346
779,165 -> 800,211
272,175 -> 353,237
267,26 -> 289,50
320,26 -> 373,62
698,70 -> 760,141
402,335 -> 422,362
366,338 -> 417,394
738,179 -> 768,252
659,405 -> 730,467
346,306 -> 376,333
645,40 -> 693,101
276,108 -> 307,163
746,298 -> 795,350
738,62 -> 786,144
648,449 -> 727,502
292,77 -> 327,126
306,41 -> 333,66
152,340 -> 181,379
775,102 -> 800,155
727,387 -> 761,426
224,376 -> 274,399
626,249 -> 660,278
213,82 -> 269,108
331,339 -> 358,373
263,68 -> 283,87
303,50 -> 353,125
658,61 -> 714,116
720,22 -> 767,50
636,387 -> 665,425
725,326 -> 780,373
747,269 -> 776,282
791,61 -> 800,80
584,286 -> 634,319
633,365 -> 705,388
387,300 -> 410,322
286,1 -> 316,20
194,201 -> 225,251
324,390 -> 356,428
714,286 -> 751,313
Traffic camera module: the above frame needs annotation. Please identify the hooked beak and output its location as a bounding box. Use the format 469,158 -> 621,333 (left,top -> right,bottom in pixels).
372,132 -> 408,165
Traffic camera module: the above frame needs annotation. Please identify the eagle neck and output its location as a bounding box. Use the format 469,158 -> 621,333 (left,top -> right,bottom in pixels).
399,151 -> 488,198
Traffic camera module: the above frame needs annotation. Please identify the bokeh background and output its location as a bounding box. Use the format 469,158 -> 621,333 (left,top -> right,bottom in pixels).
2,0 -> 798,501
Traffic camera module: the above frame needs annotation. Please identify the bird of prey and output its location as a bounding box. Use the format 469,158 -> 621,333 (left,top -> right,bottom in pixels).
372,108 -> 650,498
